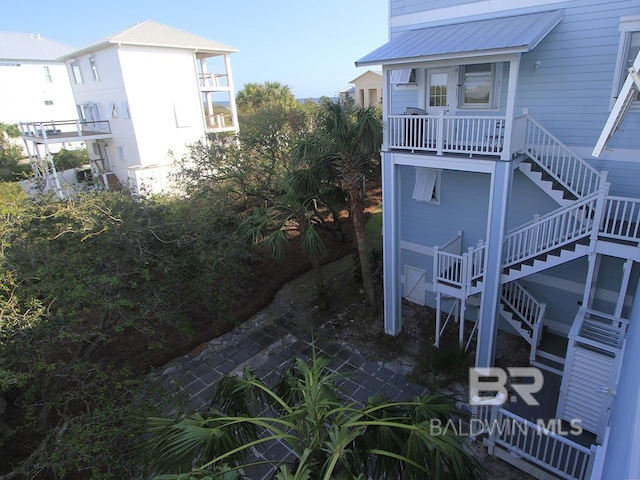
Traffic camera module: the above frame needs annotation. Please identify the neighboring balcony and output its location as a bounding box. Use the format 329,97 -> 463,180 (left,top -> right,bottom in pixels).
20,119 -> 113,144
387,112 -> 527,159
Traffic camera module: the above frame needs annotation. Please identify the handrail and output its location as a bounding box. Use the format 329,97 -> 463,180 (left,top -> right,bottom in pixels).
501,281 -> 544,335
503,193 -> 599,269
481,406 -> 596,480
523,115 -> 602,199
434,240 -> 485,295
440,230 -> 463,255
600,196 -> 640,242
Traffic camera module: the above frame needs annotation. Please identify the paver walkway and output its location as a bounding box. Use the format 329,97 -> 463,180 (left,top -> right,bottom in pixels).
148,285 -> 429,479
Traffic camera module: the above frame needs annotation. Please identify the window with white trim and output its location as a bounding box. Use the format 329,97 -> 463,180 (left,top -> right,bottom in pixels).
412,167 -> 440,204
43,66 -> 52,83
71,62 -> 83,84
612,16 -> 640,108
89,56 -> 99,82
460,63 -> 493,107
118,146 -> 125,161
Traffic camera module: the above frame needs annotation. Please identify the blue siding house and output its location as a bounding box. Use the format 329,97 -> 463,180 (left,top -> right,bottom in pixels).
357,1 -> 640,478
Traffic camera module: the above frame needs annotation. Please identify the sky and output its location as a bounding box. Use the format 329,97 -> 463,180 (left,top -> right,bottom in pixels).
1,0 -> 389,99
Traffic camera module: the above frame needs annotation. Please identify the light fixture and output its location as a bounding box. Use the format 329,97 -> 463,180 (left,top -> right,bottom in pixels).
534,61 -> 541,70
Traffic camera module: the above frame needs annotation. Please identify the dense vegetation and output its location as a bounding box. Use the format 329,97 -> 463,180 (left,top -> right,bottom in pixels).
0,85 -> 384,478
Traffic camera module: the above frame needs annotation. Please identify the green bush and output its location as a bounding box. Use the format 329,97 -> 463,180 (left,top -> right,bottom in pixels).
51,147 -> 88,170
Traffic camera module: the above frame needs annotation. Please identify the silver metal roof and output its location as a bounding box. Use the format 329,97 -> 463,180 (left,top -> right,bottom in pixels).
60,20 -> 238,60
0,32 -> 75,61
356,10 -> 563,66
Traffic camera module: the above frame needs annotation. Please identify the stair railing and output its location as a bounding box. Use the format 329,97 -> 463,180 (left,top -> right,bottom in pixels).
501,281 -> 546,361
434,238 -> 485,296
503,193 -> 601,270
523,115 -> 603,199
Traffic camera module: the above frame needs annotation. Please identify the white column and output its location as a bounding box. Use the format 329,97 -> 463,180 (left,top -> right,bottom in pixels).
475,160 -> 512,367
382,151 -> 402,335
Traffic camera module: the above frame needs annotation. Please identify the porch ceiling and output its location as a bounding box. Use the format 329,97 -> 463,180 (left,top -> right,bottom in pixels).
356,10 -> 562,67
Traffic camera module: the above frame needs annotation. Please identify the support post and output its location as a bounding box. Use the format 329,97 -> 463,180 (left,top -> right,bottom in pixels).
382,152 -> 402,335
476,161 -> 513,368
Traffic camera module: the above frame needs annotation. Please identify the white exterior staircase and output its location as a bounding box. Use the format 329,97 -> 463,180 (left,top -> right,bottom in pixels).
433,114 -> 640,360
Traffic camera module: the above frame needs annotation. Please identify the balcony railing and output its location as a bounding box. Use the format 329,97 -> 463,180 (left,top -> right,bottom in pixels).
388,113 -> 512,157
20,119 -> 111,140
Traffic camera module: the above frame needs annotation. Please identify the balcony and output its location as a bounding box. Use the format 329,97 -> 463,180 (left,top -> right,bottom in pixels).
20,119 -> 112,144
388,113 -> 527,158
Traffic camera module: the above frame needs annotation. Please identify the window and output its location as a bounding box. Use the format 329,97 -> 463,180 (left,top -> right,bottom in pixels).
117,146 -> 125,161
71,62 -> 83,84
89,56 -> 99,82
107,102 -> 118,119
390,69 -> 415,85
612,16 -> 640,107
460,63 -> 493,107
413,168 -> 440,204
43,66 -> 52,83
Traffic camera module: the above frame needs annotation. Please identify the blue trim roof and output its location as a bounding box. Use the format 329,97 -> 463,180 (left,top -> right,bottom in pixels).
356,10 -> 563,66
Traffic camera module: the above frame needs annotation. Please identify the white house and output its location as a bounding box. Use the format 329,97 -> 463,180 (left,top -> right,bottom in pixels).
19,20 -> 240,196
358,1 -> 640,479
0,32 -> 77,125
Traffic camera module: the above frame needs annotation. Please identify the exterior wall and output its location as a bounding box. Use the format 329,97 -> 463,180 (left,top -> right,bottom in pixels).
118,45 -> 205,169
66,44 -> 207,190
352,71 -> 382,107
66,46 -> 138,184
388,0 -> 640,160
0,61 -> 76,124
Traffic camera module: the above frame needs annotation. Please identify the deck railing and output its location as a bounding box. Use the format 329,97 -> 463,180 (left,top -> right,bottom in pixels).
475,405 -> 597,480
20,119 -> 111,139
388,113 -> 507,157
600,196 -> 640,242
433,239 -> 485,296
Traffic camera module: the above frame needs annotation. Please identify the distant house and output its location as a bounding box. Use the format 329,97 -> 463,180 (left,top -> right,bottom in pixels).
19,20 -> 240,196
359,1 -> 640,479
339,70 -> 382,107
0,32 -> 77,124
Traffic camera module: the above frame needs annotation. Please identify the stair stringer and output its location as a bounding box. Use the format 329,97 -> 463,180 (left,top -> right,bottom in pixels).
517,160 -> 574,207
501,242 -> 589,283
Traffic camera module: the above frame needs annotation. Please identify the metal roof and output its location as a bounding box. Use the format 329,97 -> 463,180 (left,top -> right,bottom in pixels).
60,20 -> 238,60
356,10 -> 563,66
0,32 -> 75,61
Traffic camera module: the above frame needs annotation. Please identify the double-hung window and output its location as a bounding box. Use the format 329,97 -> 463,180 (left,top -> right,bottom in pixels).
43,66 -> 52,83
89,56 -> 100,82
71,62 -> 83,84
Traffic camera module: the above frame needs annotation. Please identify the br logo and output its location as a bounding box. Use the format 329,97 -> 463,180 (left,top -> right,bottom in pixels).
469,367 -> 544,406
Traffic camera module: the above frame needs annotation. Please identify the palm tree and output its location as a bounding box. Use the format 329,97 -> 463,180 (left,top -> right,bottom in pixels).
293,100 -> 382,308
240,175 -> 330,308
147,354 -> 486,479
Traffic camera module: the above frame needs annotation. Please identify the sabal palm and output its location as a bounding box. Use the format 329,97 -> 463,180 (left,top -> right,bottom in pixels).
147,354 -> 486,479
240,177 -> 329,306
293,100 -> 382,307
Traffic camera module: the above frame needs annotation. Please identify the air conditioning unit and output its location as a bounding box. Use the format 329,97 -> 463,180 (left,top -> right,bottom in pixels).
403,107 -> 426,115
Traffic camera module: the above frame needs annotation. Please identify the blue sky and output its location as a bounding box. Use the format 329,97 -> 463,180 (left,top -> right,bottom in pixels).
1,0 -> 389,99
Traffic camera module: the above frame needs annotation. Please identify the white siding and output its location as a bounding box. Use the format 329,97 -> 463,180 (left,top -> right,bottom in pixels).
0,62 -> 76,123
118,45 -> 205,168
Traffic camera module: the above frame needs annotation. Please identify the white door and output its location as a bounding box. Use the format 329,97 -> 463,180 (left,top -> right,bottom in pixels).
426,68 -> 455,115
